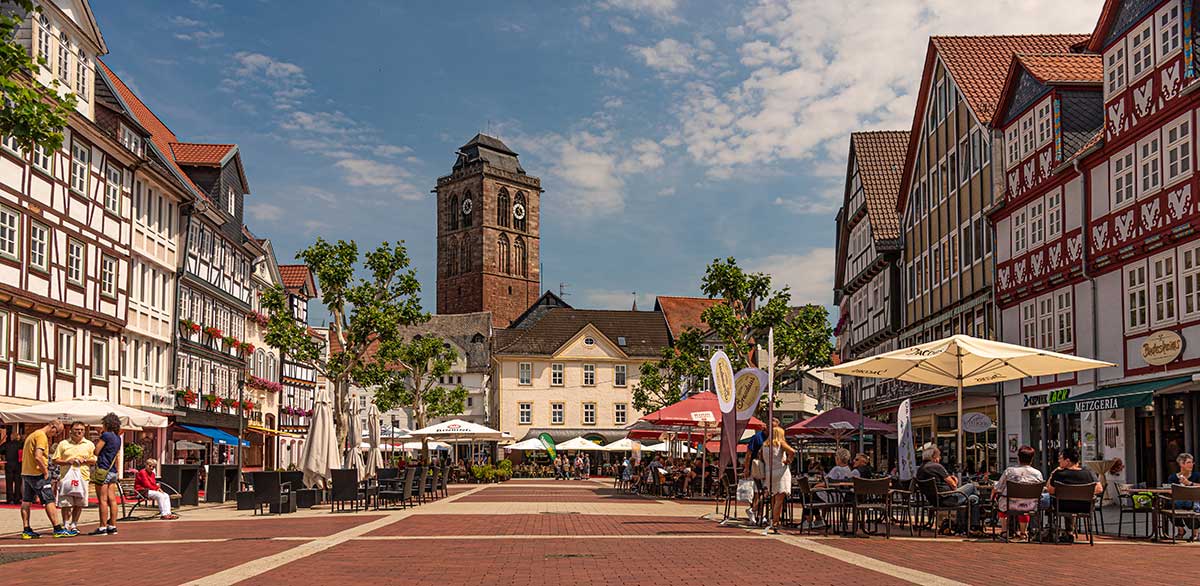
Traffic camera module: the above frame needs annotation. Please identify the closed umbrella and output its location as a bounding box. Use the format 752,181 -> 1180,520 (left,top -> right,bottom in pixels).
344,406 -> 365,480
299,386 -> 339,489
365,403 -> 384,477
821,334 -> 1114,467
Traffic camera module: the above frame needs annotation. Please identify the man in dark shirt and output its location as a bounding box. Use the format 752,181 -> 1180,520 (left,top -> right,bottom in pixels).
916,446 -> 981,531
852,453 -> 875,478
1046,447 -> 1101,515
2,427 -> 22,504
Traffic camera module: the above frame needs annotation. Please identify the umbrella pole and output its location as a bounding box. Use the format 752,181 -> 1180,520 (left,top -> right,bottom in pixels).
956,378 -> 964,473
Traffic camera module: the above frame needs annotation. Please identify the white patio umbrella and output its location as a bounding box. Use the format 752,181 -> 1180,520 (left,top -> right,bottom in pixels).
407,419 -> 506,462
344,407 -> 365,480
821,334 -> 1114,467
557,436 -> 606,451
643,442 -> 695,453
298,386 -> 340,489
0,395 -> 168,429
402,440 -> 450,451
365,403 -> 384,477
504,437 -> 546,452
602,437 -> 638,452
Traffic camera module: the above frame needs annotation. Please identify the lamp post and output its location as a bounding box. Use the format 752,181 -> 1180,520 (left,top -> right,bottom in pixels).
236,371 -> 246,482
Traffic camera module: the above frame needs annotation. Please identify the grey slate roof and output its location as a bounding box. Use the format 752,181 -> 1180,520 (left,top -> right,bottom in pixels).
494,308 -> 669,359
454,133 -> 525,175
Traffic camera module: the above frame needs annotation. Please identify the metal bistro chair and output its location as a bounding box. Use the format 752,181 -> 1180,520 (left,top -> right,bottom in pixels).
330,468 -> 363,512
787,476 -> 821,533
376,467 -> 407,510
916,477 -> 968,538
886,478 -> 918,536
1156,484 -> 1200,543
1051,482 -> 1099,546
438,463 -> 450,498
994,480 -> 1044,542
850,476 -> 892,538
425,466 -> 440,501
251,471 -> 294,515
414,466 -> 429,504
1115,483 -> 1151,539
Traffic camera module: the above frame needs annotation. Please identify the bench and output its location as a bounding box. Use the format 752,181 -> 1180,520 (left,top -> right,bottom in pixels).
118,477 -> 183,520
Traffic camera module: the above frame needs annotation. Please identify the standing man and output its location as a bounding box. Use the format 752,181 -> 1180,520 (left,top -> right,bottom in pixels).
52,422 -> 95,535
553,454 -> 563,480
2,427 -> 22,504
20,420 -> 67,539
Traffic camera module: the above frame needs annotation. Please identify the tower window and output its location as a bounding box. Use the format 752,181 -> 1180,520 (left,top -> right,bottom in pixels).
508,286 -> 512,295
498,233 -> 510,274
449,194 -> 459,230
497,188 -> 510,227
514,192 -> 527,231
514,237 -> 527,277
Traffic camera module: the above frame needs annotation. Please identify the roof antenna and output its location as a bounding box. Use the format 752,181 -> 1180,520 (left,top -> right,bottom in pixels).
631,291 -> 638,311
558,282 -> 571,297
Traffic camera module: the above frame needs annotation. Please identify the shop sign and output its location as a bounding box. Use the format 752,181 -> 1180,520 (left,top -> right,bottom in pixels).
1140,330 -> 1183,366
1021,388 -> 1071,409
961,412 -> 993,433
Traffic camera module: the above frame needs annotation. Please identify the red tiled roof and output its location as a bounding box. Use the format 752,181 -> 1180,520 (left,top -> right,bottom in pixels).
654,296 -> 721,339
96,60 -> 210,202
171,142 -> 235,166
850,131 -> 908,242
279,264 -> 314,295
1016,53 -> 1103,85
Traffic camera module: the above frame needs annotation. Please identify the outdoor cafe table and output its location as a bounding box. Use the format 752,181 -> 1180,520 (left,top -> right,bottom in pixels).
1145,487 -> 1173,542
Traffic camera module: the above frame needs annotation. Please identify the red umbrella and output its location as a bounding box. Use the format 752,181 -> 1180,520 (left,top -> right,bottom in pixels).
638,392 -> 766,429
784,407 -> 895,437
705,440 -> 747,454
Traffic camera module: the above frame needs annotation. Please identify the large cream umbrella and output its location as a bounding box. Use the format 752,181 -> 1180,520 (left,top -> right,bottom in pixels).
0,395 -> 168,429
364,403 -> 385,477
504,438 -> 546,452
299,386 -> 340,489
344,406 -> 366,480
821,334 -> 1114,467
557,436 -> 607,451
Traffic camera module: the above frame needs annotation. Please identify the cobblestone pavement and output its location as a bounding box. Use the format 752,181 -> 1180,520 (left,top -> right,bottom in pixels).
0,479 -> 1193,586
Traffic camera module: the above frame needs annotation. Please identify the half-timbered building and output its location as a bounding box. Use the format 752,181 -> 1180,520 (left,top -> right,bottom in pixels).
277,265 -> 318,439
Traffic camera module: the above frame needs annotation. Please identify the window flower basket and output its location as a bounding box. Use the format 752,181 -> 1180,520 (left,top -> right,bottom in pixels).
242,400 -> 255,412
180,319 -> 200,334
223,335 -> 239,348
247,375 -> 281,393
203,393 -> 221,409
221,397 -> 238,409
283,406 -> 295,416
175,389 -> 197,406
239,341 -> 256,355
203,326 -> 223,339
248,311 -> 269,327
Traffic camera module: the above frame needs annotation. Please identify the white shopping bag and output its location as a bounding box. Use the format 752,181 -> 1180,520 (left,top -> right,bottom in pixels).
60,467 -> 87,499
736,478 -> 755,503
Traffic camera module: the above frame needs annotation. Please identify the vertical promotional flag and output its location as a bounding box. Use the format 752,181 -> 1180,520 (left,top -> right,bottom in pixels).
710,350 -> 736,471
897,399 -> 916,482
538,432 -> 557,460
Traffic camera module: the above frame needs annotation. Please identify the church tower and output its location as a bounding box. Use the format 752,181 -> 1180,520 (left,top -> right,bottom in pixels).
436,134 -> 542,328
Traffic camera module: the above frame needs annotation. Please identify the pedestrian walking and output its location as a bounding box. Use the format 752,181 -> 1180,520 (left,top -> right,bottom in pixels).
573,454 -> 584,480
51,422 -> 94,535
2,427 -> 22,504
583,454 -> 591,479
18,420 -> 67,539
553,455 -> 563,480
89,413 -> 122,536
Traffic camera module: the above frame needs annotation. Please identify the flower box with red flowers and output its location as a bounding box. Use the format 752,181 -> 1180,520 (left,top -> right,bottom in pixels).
247,375 -> 282,393
221,397 -> 238,408
239,341 -> 256,356
203,326 -> 223,339
248,311 -> 269,327
175,389 -> 198,406
180,319 -> 201,334
242,400 -> 255,411
203,393 -> 221,408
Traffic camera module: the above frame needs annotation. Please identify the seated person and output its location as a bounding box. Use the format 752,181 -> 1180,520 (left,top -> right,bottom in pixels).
134,459 -> 179,520
1166,452 -> 1200,539
825,448 -> 860,483
916,446 -> 981,534
993,445 -> 1044,540
1045,447 -> 1102,539
851,453 -> 874,479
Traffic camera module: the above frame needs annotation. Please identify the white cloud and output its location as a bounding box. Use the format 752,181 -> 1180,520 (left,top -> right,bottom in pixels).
174,30 -> 224,44
334,158 -> 421,200
774,188 -> 840,215
630,38 -> 696,75
246,203 -> 283,222
190,0 -> 223,10
224,52 -> 311,108
593,64 -> 631,84
373,144 -> 412,157
657,186 -> 676,196
169,16 -> 203,27
602,96 -> 624,109
517,127 -> 664,216
609,17 -> 636,35
745,248 -> 836,306
582,289 -> 655,310
598,0 -> 682,22
619,138 -> 664,173
662,0 -> 1101,178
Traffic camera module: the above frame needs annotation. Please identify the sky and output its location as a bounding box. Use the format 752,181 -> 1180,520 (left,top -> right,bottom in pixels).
93,0 -> 1104,319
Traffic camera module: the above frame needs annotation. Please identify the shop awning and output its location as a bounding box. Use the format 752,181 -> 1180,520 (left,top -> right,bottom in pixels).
1049,376 -> 1192,416
179,424 -> 250,447
247,423 -> 302,438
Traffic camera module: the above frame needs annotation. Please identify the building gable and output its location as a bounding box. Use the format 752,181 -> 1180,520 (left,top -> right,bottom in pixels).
1088,0 -> 1162,51
553,323 -> 628,360
47,0 -> 107,54
1000,67 -> 1050,127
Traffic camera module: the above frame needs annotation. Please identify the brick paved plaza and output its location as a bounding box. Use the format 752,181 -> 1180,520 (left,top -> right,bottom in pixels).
0,480 -> 1194,586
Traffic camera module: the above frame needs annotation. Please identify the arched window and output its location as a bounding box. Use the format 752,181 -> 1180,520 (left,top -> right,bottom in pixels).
449,194 -> 459,230
514,237 -> 527,277
513,192 -> 527,231
461,190 -> 473,228
497,188 -> 510,227
448,239 -> 458,276
255,349 -> 266,378
497,234 -> 510,274
459,238 -> 469,274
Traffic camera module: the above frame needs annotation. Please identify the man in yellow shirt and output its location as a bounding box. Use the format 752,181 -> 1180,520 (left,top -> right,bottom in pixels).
52,422 -> 95,535
20,420 -> 66,539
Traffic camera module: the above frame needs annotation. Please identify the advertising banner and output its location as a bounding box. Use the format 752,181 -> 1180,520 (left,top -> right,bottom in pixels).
897,399 -> 916,482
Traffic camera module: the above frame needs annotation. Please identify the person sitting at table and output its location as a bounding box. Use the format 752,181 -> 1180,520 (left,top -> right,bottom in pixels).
1045,447 -> 1102,541
826,448 -> 859,483
917,446 -> 982,535
993,445 -> 1043,540
852,453 -> 874,479
1166,452 -> 1200,540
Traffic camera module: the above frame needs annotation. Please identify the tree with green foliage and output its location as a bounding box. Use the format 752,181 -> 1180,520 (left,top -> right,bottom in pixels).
261,238 -> 426,447
372,335 -> 468,461
1,0 -> 77,154
632,327 -> 708,413
700,257 -> 834,390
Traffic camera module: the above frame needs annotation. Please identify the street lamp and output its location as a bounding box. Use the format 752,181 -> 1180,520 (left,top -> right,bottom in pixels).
236,369 -> 247,482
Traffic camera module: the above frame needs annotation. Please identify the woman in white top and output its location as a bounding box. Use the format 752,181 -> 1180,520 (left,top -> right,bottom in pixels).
760,426 -> 796,532
992,445 -> 1044,540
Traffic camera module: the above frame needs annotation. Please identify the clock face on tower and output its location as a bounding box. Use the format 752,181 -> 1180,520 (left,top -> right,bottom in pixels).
461,198 -> 473,216
513,202 -> 526,220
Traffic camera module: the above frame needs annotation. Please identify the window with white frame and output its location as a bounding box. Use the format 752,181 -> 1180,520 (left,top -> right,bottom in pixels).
518,362 -> 531,385
949,232 -> 958,276
1112,146 -> 1136,208
1036,99 -> 1053,146
36,15 -> 49,64
961,220 -> 973,268
614,403 -> 627,425
1013,207 -> 1028,254
1038,295 -> 1054,350
70,141 -> 88,193
551,363 -> 563,386
1105,40 -> 1127,97
18,317 -> 39,365
1028,198 -> 1045,247
1,134 -> 18,154
518,402 -> 531,425
942,239 -> 951,282
972,128 -> 985,172
551,402 -> 564,425
0,206 -> 19,261
66,239 -> 83,284
1158,1 -> 1182,59
933,241 -> 942,284
1164,114 -> 1191,184
1130,20 -> 1155,80
91,338 -> 107,380
120,126 -> 142,157
583,403 -> 596,425
614,364 -> 627,387
975,215 -> 986,261
1021,302 -> 1036,348
1126,263 -> 1148,331
57,32 -> 69,84
1020,112 -> 1036,156
57,329 -> 74,373
226,186 -> 236,216
104,165 -> 121,213
75,49 -> 87,99
1152,252 -> 1177,325
1138,132 -> 1162,196
1046,189 -> 1062,239
1055,289 -> 1074,349
28,222 -> 47,271
1181,242 -> 1200,318
583,364 -> 596,386
100,256 -> 116,297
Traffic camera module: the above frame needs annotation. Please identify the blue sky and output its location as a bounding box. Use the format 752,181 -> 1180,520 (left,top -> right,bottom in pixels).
93,0 -> 1102,318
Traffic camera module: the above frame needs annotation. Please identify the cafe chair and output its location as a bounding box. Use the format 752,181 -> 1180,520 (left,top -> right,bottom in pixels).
1051,482 -> 1098,546
1156,484 -> 1200,544
1115,483 -> 1150,539
916,477 -> 968,538
251,471 -> 294,516
995,480 -> 1043,542
851,476 -> 892,538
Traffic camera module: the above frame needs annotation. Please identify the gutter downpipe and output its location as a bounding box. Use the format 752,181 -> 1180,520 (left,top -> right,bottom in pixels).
1075,156 -> 1106,485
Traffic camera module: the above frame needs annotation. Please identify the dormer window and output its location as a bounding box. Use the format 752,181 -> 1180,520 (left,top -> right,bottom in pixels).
76,49 -> 87,101
226,186 -> 236,216
120,126 -> 143,157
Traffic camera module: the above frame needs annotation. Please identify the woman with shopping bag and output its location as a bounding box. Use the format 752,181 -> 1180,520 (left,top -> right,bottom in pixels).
52,422 -> 95,536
